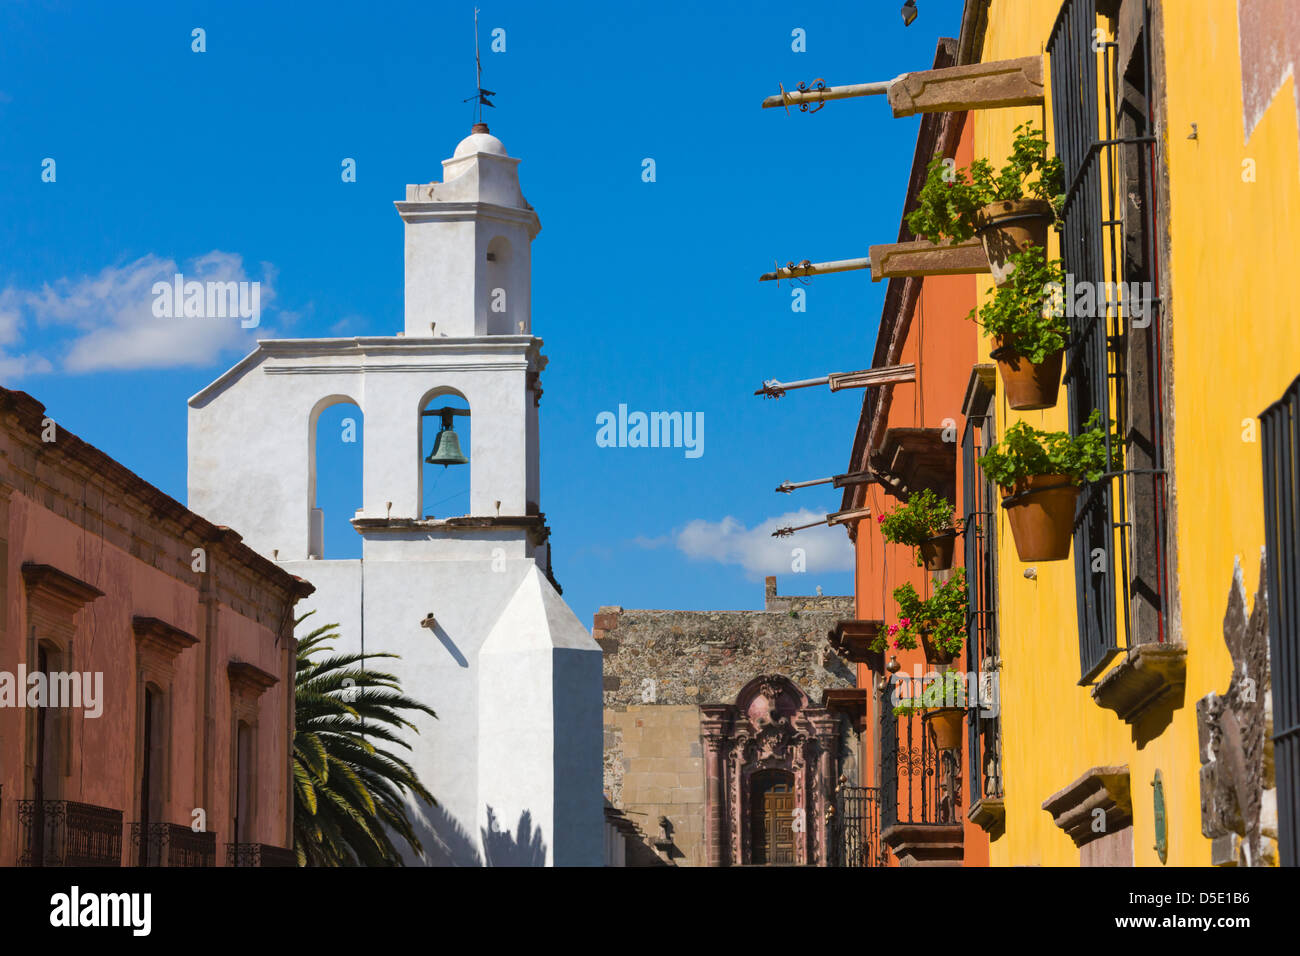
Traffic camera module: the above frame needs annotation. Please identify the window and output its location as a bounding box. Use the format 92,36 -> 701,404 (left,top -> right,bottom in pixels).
1261,374 -> 1300,866
1048,0 -> 1170,682
235,721 -> 253,844
963,371 -> 1003,814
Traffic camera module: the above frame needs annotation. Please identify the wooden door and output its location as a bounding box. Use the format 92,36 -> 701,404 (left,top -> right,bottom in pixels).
751,771 -> 796,865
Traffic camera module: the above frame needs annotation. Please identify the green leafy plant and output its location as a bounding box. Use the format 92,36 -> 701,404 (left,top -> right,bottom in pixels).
877,488 -> 963,548
977,409 -> 1116,490
906,122 -> 1065,243
294,613 -> 438,866
892,669 -> 970,717
968,246 -> 1069,363
872,568 -> 968,657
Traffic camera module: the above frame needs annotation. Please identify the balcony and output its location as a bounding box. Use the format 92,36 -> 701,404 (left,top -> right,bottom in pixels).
225,842 -> 298,867
878,692 -> 966,866
130,822 -> 217,867
19,799 -> 123,867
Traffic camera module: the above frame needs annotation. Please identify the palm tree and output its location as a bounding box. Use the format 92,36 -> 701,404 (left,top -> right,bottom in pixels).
293,613 -> 437,865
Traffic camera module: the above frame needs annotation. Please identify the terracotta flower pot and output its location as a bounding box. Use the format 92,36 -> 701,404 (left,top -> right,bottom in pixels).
918,529 -> 958,571
991,336 -> 1063,411
920,630 -> 955,666
1000,473 -> 1080,562
974,198 -> 1054,286
924,707 -> 965,751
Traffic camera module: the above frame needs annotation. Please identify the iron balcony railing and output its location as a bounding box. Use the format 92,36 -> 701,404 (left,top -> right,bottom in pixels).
130,822 -> 217,867
880,676 -> 962,829
830,784 -> 884,867
225,842 -> 298,867
18,799 -> 123,867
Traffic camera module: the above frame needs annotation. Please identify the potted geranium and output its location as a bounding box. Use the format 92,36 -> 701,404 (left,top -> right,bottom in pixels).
876,488 -> 964,571
977,410 -> 1111,561
907,122 -> 1064,286
970,246 -> 1069,410
892,670 -> 968,750
873,569 -> 968,666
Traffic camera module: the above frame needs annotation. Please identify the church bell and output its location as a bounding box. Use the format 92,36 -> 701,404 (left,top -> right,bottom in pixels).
425,408 -> 469,467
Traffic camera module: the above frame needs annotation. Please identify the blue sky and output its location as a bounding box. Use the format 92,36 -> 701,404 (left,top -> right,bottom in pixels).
0,0 -> 967,627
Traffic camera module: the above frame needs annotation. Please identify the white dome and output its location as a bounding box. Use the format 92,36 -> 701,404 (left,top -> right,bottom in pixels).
453,127 -> 507,158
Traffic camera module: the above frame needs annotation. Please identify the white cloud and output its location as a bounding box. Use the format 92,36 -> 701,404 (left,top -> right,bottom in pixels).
3,251 -> 279,375
669,509 -> 854,577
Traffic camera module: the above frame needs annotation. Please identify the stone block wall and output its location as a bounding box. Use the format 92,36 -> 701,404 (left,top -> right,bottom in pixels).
598,577 -> 857,865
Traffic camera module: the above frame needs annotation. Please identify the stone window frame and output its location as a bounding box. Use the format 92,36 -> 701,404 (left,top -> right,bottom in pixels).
227,660 -> 279,844
131,616 -> 198,827
20,564 -> 103,802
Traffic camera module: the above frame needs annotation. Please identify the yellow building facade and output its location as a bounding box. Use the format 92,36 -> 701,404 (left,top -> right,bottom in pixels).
970,0 -> 1298,866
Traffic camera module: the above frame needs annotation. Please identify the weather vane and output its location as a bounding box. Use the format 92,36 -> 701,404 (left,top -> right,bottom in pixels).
464,8 -> 496,123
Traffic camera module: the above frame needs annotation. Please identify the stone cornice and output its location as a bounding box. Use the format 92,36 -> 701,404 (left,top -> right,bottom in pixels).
189,336 -> 543,406
1092,642 -> 1187,725
393,199 -> 541,236
132,615 -> 200,660
1041,765 -> 1133,848
228,660 -> 280,697
0,389 -> 314,615
22,563 -> 105,609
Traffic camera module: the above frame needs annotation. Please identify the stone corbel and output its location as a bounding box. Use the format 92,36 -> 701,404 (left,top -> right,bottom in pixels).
868,238 -> 990,282
1041,765 -> 1133,847
1092,642 -> 1187,725
888,55 -> 1046,118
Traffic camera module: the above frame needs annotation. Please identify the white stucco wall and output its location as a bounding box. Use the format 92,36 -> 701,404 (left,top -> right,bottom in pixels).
186,127 -> 602,866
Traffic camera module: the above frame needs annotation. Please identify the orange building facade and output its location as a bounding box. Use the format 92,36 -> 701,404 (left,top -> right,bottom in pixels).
827,40 -> 990,866
0,387 -> 312,866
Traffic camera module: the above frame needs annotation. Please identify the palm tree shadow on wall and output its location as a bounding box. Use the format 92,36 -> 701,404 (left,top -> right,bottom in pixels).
409,796 -> 482,866
481,805 -> 547,867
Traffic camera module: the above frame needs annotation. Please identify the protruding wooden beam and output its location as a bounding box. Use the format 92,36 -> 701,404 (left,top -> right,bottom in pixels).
887,55 -> 1045,117
868,238 -> 990,281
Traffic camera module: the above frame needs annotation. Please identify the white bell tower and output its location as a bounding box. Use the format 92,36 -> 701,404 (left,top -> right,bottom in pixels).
186,125 -> 602,867
398,123 -> 539,338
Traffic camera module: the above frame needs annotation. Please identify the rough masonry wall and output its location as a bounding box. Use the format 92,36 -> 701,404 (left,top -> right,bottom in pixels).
598,578 -> 856,865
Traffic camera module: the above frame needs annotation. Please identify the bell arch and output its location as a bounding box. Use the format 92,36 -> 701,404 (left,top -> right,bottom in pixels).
418,386 -> 472,519
308,393 -> 363,559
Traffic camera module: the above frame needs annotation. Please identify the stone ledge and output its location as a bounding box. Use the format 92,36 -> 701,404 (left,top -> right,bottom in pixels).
888,55 -> 1046,117
1092,642 -> 1187,725
881,823 -> 965,866
968,797 -> 1005,840
868,238 -> 989,282
1041,765 -> 1132,848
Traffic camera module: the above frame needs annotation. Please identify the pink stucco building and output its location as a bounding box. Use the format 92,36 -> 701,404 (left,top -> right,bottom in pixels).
0,387 -> 313,866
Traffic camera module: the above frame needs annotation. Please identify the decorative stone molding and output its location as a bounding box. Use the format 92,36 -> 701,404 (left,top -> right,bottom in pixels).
1041,765 -> 1133,848
827,620 -> 883,669
868,238 -> 990,281
872,427 -> 957,504
968,797 -> 1005,839
1092,641 -> 1187,725
700,676 -> 846,866
22,564 -> 104,642
880,823 -> 965,866
132,616 -> 199,666
1197,553 -> 1277,866
887,55 -> 1046,118
821,688 -> 869,734
227,661 -> 279,701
